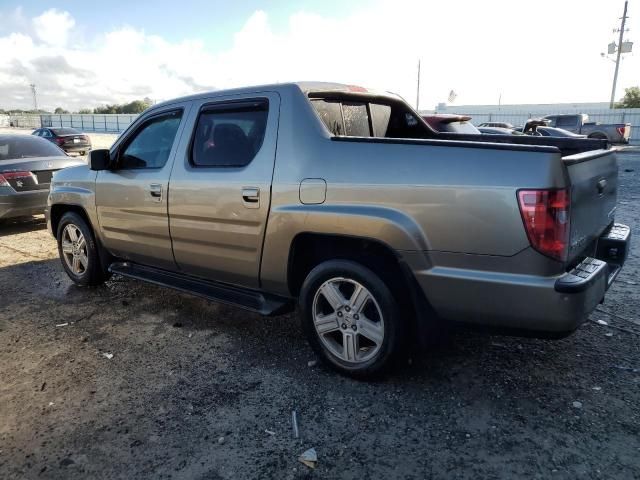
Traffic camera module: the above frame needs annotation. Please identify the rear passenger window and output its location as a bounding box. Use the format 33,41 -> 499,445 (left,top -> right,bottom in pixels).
191,100 -> 268,167
556,116 -> 577,128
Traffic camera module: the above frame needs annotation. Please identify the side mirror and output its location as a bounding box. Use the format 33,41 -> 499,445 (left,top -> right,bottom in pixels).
88,149 -> 111,171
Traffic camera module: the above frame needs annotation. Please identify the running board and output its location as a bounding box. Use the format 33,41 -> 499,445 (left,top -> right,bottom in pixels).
108,262 -> 292,316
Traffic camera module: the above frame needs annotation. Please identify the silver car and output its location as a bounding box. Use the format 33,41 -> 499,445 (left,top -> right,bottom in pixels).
0,135 -> 83,222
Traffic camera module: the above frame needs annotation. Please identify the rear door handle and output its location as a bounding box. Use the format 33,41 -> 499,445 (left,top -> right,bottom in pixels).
242,187 -> 260,208
149,183 -> 163,201
597,179 -> 607,194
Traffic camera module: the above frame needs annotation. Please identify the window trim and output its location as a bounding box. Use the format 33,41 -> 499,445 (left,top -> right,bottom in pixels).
188,98 -> 269,169
114,108 -> 183,170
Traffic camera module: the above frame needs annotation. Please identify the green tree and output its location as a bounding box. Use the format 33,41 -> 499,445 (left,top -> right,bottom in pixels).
54,107 -> 70,114
616,86 -> 640,108
77,108 -> 92,114
93,99 -> 151,114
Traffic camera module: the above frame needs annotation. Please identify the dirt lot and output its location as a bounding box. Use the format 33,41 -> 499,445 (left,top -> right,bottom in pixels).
1,152 -> 639,480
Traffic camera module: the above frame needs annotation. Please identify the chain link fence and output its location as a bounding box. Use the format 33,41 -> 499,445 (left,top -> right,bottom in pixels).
40,114 -> 139,133
430,107 -> 640,145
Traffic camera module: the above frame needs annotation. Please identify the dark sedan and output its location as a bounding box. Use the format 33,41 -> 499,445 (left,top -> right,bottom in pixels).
32,127 -> 92,155
534,126 -> 587,138
0,135 -> 83,221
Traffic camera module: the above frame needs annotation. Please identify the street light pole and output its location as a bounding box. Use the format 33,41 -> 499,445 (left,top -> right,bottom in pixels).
29,84 -> 38,111
610,0 -> 629,108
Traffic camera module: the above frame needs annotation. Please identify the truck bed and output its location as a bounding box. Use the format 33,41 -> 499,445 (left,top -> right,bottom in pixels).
435,132 -> 609,157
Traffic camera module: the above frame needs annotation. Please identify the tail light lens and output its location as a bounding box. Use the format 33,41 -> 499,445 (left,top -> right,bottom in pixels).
616,126 -> 626,137
517,189 -> 570,262
0,171 -> 35,189
55,137 -> 65,145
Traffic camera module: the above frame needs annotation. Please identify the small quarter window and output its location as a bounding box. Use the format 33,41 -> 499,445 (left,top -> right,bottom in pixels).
342,103 -> 370,137
191,100 -> 268,167
311,99 -> 344,136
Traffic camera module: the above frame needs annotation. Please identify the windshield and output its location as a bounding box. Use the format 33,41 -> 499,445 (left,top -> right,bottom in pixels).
0,135 -> 66,161
51,128 -> 82,136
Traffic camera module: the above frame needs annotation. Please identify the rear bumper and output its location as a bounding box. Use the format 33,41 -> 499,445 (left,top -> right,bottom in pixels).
410,223 -> 631,335
0,189 -> 49,220
62,144 -> 91,153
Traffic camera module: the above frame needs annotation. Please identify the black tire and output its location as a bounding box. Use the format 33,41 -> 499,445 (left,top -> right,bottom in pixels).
56,211 -> 110,286
299,260 -> 405,378
589,133 -> 607,140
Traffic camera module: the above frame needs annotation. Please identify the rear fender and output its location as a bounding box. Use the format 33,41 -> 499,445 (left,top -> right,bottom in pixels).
260,204 -> 431,294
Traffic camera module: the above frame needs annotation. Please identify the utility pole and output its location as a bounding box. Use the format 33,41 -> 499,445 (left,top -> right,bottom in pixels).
416,59 -> 421,111
29,84 -> 38,111
610,0 -> 629,108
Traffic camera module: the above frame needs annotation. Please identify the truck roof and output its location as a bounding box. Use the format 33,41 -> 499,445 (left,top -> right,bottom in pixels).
148,82 -> 403,112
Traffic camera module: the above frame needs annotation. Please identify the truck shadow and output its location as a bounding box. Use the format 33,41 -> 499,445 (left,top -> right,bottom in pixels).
0,215 -> 47,237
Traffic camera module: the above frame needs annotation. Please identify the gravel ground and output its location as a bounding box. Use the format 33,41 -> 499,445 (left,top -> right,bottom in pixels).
0,151 -> 639,480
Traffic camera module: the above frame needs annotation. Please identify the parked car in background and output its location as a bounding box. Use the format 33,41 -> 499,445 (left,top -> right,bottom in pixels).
47,82 -> 629,377
478,127 -> 523,135
0,135 -> 83,221
422,114 -> 481,134
32,127 -> 92,155
478,121 -> 515,130
542,114 -> 631,144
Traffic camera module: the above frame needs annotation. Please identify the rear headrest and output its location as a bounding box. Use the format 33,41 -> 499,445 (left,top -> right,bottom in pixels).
214,124 -> 248,146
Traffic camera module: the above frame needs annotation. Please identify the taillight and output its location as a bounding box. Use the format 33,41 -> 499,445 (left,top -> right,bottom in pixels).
517,189 -> 570,262
616,126 -> 626,137
55,137 -> 65,145
0,172 -> 34,187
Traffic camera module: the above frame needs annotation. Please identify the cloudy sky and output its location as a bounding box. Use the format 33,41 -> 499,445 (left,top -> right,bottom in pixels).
0,0 -> 637,111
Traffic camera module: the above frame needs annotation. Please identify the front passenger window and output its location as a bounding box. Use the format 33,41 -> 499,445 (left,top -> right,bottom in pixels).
120,111 -> 182,169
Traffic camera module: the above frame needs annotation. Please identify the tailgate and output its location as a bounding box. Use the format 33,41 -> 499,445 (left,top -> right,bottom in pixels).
564,149 -> 618,263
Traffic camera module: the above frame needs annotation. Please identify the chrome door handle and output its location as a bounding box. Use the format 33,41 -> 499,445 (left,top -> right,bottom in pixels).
242,187 -> 260,208
149,183 -> 163,201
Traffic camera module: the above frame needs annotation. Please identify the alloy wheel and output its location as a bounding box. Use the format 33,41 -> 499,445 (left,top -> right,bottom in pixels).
312,277 -> 385,364
61,224 -> 88,275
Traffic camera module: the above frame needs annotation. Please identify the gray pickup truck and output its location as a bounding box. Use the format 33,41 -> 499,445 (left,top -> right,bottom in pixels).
46,82 -> 630,377
543,114 -> 631,144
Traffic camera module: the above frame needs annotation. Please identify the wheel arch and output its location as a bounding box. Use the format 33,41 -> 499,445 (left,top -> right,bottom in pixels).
50,203 -> 113,270
587,131 -> 608,140
49,204 -> 92,238
287,232 -> 439,349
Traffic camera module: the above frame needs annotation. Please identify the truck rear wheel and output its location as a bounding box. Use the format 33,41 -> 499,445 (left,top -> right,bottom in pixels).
56,211 -> 110,286
299,260 -> 404,377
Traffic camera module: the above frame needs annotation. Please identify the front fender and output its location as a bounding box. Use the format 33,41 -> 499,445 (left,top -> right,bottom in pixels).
47,166 -> 99,238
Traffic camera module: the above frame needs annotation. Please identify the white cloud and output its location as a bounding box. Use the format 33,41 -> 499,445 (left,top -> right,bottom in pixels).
0,1 -> 638,112
32,9 -> 75,47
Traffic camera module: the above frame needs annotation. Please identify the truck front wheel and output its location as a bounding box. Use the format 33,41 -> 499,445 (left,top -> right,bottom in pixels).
299,260 -> 404,377
56,211 -> 110,286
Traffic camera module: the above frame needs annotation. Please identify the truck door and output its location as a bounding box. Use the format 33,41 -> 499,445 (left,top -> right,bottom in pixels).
168,92 -> 280,288
95,105 -> 189,270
